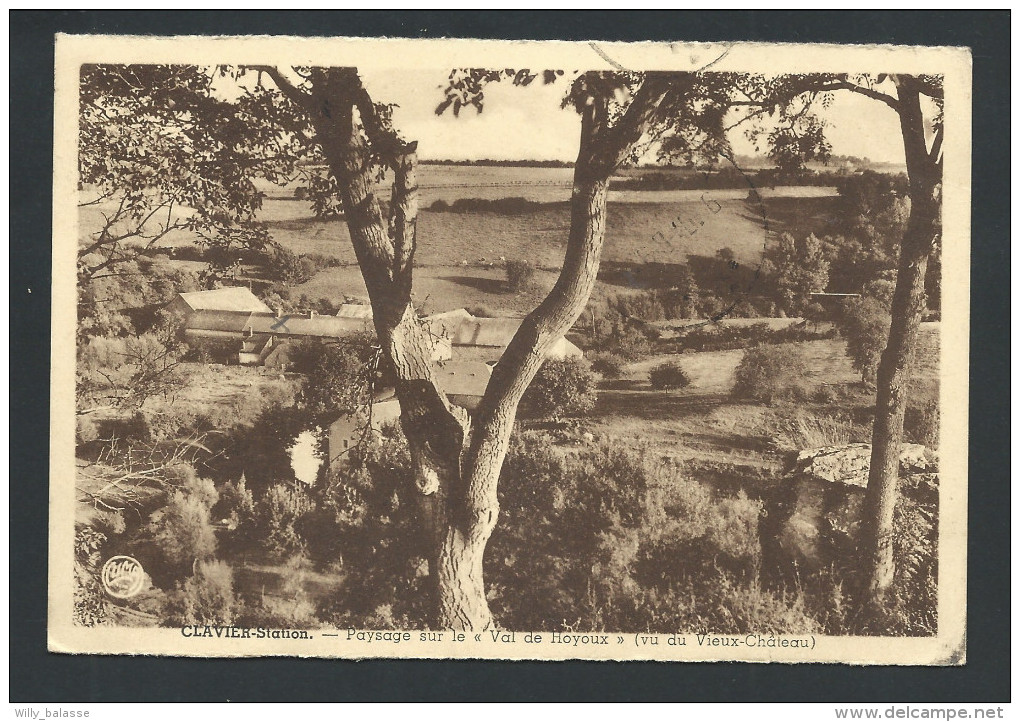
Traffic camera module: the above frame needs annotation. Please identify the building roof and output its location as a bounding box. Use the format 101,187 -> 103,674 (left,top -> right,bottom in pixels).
425,308 -> 473,337
176,286 -> 272,314
556,336 -> 584,357
182,309 -> 252,334
337,303 -> 374,319
433,360 -> 492,398
242,312 -> 373,338
451,316 -> 526,347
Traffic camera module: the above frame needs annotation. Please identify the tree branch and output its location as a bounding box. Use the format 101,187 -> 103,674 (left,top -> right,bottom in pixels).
250,65 -> 313,111
594,74 -> 674,170
814,80 -> 899,111
928,124 -> 944,165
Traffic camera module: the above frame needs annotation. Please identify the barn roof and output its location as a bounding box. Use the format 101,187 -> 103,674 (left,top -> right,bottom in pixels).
425,308 -> 473,337
451,316 -> 525,347
336,303 -> 374,319
183,309 -> 252,333
242,312 -> 372,338
176,286 -> 271,313
433,360 -> 492,398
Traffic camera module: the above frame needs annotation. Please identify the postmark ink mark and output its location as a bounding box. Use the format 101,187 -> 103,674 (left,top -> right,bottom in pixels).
271,314 -> 292,333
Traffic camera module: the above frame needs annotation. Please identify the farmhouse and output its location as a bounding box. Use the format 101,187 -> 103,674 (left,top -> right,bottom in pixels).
449,316 -> 584,365
171,286 -> 381,365
174,289 -> 581,370
169,286 -> 273,317
326,392 -> 402,468
432,360 -> 492,411
336,303 -> 374,319
327,360 -> 494,465
169,287 -> 272,343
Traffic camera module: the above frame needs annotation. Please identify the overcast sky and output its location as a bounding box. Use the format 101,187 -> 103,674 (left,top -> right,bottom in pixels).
358,68 -> 908,165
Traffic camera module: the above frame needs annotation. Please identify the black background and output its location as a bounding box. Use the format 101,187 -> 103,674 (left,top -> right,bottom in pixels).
10,10 -> 1010,703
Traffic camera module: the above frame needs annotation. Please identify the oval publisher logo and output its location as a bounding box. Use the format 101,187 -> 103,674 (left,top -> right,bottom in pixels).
101,556 -> 145,599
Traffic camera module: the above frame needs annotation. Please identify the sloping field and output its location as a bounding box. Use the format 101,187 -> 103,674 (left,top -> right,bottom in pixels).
261,195 -> 817,268
79,164 -> 838,272
585,326 -> 940,471
292,265 -> 560,316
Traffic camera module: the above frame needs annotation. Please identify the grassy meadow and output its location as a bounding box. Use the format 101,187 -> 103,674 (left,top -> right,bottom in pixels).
75,161 -> 942,633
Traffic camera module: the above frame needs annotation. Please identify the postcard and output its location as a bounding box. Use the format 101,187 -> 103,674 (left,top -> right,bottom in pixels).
50,34 -> 970,663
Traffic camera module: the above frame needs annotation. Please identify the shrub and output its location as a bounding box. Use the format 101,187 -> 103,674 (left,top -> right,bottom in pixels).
77,322 -> 188,409
733,344 -> 809,403
257,483 -> 316,561
649,361 -> 691,390
904,399 -> 940,449
465,304 -> 496,318
523,358 -> 599,419
148,486 -> 219,574
835,296 -> 892,385
290,334 -> 377,423
588,352 -> 627,380
504,259 -> 537,293
771,411 -> 864,451
185,337 -> 239,364
593,320 -> 654,360
448,197 -> 545,214
73,525 -> 108,627
76,415 -> 99,445
162,559 -> 237,626
487,434 -> 803,633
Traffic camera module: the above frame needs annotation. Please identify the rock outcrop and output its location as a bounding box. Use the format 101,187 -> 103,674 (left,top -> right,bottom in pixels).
760,443 -> 939,582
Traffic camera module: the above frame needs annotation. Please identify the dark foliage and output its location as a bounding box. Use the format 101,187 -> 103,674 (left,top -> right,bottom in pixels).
835,295 -> 892,385
429,197 -> 557,215
904,399 -> 940,450
648,361 -> 692,390
522,358 -> 599,420
504,258 -> 537,292
73,526 -> 109,627
733,344 -> 810,403
588,351 -> 627,380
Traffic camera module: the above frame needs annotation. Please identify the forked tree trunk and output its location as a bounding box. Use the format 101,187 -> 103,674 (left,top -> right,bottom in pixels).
292,66 -> 667,630
436,173 -> 611,629
861,78 -> 942,606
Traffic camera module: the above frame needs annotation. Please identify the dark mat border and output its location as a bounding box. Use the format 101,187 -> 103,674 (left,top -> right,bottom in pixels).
10,10 -> 1010,703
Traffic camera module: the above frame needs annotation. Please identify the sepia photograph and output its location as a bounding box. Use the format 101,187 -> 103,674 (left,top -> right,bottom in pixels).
47,33 -> 971,664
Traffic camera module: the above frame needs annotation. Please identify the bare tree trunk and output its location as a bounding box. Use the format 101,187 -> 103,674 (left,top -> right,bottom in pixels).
299,69 -> 471,623
861,78 -> 941,606
290,67 -> 670,630
438,173 -> 611,630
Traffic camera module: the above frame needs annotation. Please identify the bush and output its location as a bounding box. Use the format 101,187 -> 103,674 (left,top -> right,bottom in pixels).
649,361 -> 691,390
148,485 -> 219,574
76,415 -> 99,444
290,335 -> 377,423
593,320 -> 654,360
444,197 -> 546,214
73,525 -> 108,627
770,411 -> 865,451
523,358 -> 599,419
185,337 -> 239,364
588,352 -> 627,380
733,344 -> 809,403
487,433 -> 800,633
465,304 -> 496,318
835,296 -> 892,385
162,559 -> 237,626
257,483 -> 316,561
904,399 -> 940,449
504,259 -> 537,293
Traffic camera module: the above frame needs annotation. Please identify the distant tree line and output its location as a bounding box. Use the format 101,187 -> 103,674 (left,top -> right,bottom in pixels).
420,158 -> 574,167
